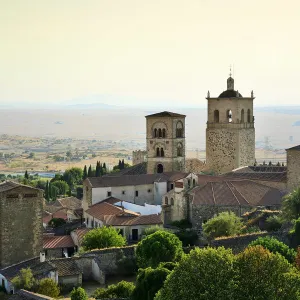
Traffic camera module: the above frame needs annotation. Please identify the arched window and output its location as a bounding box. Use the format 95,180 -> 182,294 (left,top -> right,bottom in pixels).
162,128 -> 166,138
165,197 -> 169,205
247,109 -> 251,123
161,148 -> 164,157
227,109 -> 233,123
157,164 -> 164,173
193,179 -> 196,187
158,129 -> 162,138
154,128 -> 158,137
177,143 -> 183,157
176,121 -> 183,138
187,179 -> 191,188
156,147 -> 160,157
214,110 -> 219,123
241,109 -> 244,123
171,198 -> 174,205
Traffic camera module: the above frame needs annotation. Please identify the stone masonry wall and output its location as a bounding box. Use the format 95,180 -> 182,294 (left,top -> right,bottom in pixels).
287,149 -> 300,191
0,187 -> 43,268
132,150 -> 147,166
238,128 -> 255,167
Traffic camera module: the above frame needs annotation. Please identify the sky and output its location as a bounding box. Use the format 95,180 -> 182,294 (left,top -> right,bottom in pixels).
1,0 -> 300,108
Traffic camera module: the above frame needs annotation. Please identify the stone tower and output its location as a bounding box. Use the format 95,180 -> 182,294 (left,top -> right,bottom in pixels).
146,111 -> 186,174
0,181 -> 43,268
206,75 -> 255,174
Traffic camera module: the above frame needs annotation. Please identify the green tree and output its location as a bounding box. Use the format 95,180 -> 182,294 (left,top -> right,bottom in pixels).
81,226 -> 126,251
45,181 -> 50,201
93,281 -> 134,299
136,230 -> 183,268
249,236 -> 296,263
24,170 -> 29,179
88,165 -> 92,177
11,268 -> 36,291
83,165 -> 88,180
155,247 -> 235,300
203,211 -> 243,239
131,267 -> 171,300
233,245 -> 300,300
70,287 -> 88,300
37,278 -> 60,298
48,218 -> 66,228
63,167 -> 83,189
265,215 -> 283,232
282,188 -> 300,221
52,180 -> 69,195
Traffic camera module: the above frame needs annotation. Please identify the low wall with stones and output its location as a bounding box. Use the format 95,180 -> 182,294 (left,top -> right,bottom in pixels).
210,231 -> 290,254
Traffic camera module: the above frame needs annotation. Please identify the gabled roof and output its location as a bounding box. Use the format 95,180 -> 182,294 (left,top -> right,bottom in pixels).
42,209 -> 68,224
0,181 -> 40,193
72,228 -> 91,246
286,145 -> 300,151
145,111 -> 186,118
103,213 -> 162,226
191,180 -> 284,207
57,197 -> 82,210
85,201 -> 139,220
106,162 -> 147,176
43,235 -> 75,249
48,258 -> 81,276
86,173 -> 168,188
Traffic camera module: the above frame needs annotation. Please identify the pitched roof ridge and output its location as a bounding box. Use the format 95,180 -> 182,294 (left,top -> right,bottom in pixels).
211,182 -> 216,205
225,181 -> 241,206
0,257 -> 39,271
229,181 -> 251,205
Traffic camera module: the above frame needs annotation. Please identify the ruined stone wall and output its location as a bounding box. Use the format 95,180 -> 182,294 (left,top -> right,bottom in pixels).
0,187 -> 43,268
287,149 -> 300,191
132,150 -> 147,166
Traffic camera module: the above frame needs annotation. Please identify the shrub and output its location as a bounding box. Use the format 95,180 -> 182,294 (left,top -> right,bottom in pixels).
144,226 -> 166,236
136,231 -> 183,268
175,229 -> 198,246
48,218 -> 66,228
116,251 -> 138,275
158,262 -> 178,271
81,226 -> 126,251
70,287 -> 88,300
203,212 -> 243,239
131,267 -> 171,300
170,219 -> 192,229
282,188 -> 300,221
37,278 -> 60,298
265,215 -> 283,232
241,226 -> 261,234
93,281 -> 135,299
11,268 -> 36,291
249,236 -> 296,263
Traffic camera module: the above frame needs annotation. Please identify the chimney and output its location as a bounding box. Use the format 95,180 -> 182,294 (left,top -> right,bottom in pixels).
40,251 -> 46,263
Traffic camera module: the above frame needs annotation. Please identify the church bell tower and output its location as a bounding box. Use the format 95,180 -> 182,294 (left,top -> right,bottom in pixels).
206,74 -> 255,174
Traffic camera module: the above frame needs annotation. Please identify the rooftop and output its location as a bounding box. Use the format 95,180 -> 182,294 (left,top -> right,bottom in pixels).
218,90 -> 243,98
286,145 -> 300,151
103,213 -> 162,226
49,258 -> 81,276
145,111 -> 186,118
0,181 -> 40,193
43,235 -> 75,249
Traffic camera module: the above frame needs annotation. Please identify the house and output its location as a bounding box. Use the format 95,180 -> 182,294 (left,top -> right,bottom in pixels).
43,235 -> 76,258
70,228 -> 91,248
84,199 -> 162,242
162,179 -> 285,228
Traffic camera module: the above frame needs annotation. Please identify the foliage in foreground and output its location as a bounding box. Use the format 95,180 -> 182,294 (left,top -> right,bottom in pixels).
131,267 -> 171,300
70,287 -> 88,300
282,188 -> 300,221
249,236 -> 296,263
11,268 -> 36,291
265,215 -> 283,232
203,211 -> 243,239
93,281 -> 135,299
155,246 -> 300,300
136,230 -> 183,268
36,278 -> 60,298
81,226 -> 126,251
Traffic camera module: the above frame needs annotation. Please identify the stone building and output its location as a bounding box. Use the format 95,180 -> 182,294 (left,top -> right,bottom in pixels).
286,145 -> 300,191
206,75 -> 255,174
132,150 -> 147,166
0,181 -> 44,268
146,111 -> 186,174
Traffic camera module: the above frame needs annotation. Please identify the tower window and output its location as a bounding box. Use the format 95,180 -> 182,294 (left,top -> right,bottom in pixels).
241,109 -> 244,123
227,109 -> 233,123
154,128 -> 158,137
156,147 -> 160,157
171,198 -> 174,205
165,197 -> 169,205
177,143 -> 183,157
158,128 -> 162,138
135,191 -> 139,197
176,121 -> 184,138
157,164 -> 164,173
214,110 -> 219,123
162,128 -> 166,138
247,109 -> 251,123
161,148 -> 164,157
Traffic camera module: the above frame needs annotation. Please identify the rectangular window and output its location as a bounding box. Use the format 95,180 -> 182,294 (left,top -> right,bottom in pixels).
135,191 -> 139,197
170,184 -> 174,190
122,190 -> 125,195
147,189 -> 151,193
107,191 -> 112,197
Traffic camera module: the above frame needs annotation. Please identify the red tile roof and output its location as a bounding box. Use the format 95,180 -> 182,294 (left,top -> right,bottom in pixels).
103,214 -> 162,226
43,235 -> 75,249
73,228 -> 91,246
43,209 -> 68,224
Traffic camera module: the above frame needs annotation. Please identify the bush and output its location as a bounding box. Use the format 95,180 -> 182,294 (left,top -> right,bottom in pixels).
48,218 -> 66,228
249,236 -> 296,263
144,226 -> 166,236
37,278 -> 60,298
282,188 -> 300,221
265,215 -> 283,232
131,267 -> 171,300
158,262 -> 178,271
93,281 -> 135,299
136,231 -> 183,268
70,287 -> 88,300
116,251 -> 138,275
171,219 -> 192,229
203,212 -> 243,239
11,268 -> 36,291
241,226 -> 261,234
82,226 -> 126,251
175,229 -> 198,246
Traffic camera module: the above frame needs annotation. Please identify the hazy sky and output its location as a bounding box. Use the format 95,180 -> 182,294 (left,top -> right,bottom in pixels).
1,0 -> 300,107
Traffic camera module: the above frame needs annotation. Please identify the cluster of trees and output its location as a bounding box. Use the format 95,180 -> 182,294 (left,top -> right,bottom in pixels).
112,159 -> 130,172
83,161 -> 107,179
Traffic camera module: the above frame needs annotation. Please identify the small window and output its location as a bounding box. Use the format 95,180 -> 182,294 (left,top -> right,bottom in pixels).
86,218 -> 89,226
247,109 -> 251,123
187,179 -> 191,188
171,198 -> 174,205
147,189 -> 151,193
165,197 -> 169,205
158,128 -> 162,138
86,186 -> 88,192
170,183 -> 174,190
214,110 -> 219,123
162,128 -> 166,138
161,148 -> 164,157
107,191 -> 112,197
154,128 -> 158,137
193,179 -> 196,187
122,190 -> 125,195
135,191 -> 139,197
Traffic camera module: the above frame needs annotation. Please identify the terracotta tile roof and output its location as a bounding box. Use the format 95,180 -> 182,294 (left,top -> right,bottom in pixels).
286,145 -> 300,151
223,171 -> 287,182
85,202 -> 139,220
86,173 -> 168,188
145,111 -> 186,118
191,180 -> 284,207
43,209 -> 68,224
0,258 -> 55,280
102,196 -> 123,205
49,258 -> 81,276
103,213 -> 162,226
57,197 -> 82,210
73,228 -> 91,246
0,181 -> 41,193
43,235 -> 75,249
164,172 -> 189,182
